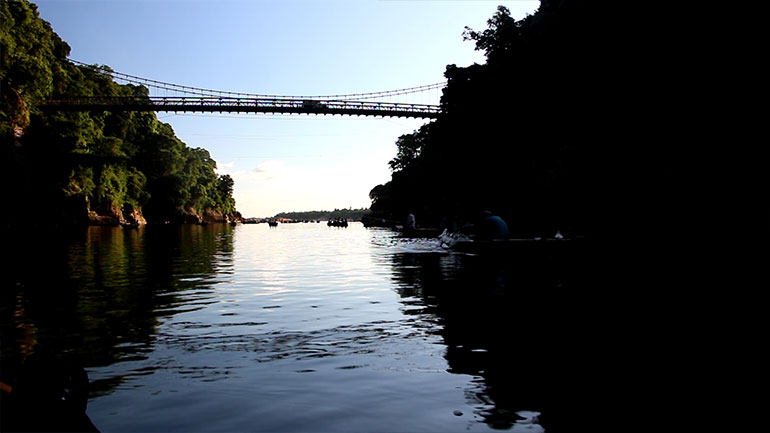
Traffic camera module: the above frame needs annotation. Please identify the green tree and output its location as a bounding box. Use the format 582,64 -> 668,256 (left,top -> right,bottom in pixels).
1,0 -> 238,226
0,0 -> 69,136
462,6 -> 521,63
389,130 -> 426,172
215,175 -> 236,215
368,0 -> 616,237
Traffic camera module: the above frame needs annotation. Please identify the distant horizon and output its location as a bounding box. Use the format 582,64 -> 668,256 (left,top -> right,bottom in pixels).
266,207 -> 371,219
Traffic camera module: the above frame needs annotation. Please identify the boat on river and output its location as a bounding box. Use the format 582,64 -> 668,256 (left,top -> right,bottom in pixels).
399,227 -> 442,238
267,220 -> 278,227
439,230 -> 575,254
327,218 -> 348,227
361,215 -> 398,229
449,238 -> 572,254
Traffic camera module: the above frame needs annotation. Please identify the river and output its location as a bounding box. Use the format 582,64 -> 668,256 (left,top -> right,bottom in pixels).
1,222 -> 602,432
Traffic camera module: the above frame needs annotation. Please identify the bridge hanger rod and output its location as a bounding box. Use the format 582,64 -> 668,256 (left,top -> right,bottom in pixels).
67,58 -> 445,101
113,74 -> 444,101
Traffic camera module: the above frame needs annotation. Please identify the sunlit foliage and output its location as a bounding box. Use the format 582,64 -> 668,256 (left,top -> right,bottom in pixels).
1,0 -> 237,224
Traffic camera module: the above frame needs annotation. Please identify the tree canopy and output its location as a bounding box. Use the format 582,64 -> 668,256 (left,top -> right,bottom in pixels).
370,1 -> 621,238
1,0 -> 237,225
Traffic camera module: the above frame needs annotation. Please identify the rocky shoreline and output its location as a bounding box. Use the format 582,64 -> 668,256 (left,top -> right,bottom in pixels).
54,199 -> 242,227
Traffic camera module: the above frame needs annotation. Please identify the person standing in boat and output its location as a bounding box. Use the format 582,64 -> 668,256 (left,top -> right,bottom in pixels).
405,212 -> 416,230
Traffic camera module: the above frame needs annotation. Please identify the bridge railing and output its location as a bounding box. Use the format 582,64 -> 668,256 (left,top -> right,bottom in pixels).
42,96 -> 441,118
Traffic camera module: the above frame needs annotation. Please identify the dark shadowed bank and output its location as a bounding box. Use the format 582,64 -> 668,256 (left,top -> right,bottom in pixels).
1,0 -> 764,428
1,1 -> 238,228
367,0 -> 766,426
369,1 -> 651,239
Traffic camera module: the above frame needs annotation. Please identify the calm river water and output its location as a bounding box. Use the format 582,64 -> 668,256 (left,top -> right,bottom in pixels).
1,222 -> 601,432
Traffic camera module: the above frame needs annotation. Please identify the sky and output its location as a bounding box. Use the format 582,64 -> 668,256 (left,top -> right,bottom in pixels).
33,0 -> 539,217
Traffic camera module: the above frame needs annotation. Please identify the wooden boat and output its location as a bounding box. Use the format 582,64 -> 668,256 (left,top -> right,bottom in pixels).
439,229 -> 576,254
399,227 -> 442,238
267,220 -> 278,227
449,238 -> 571,254
361,215 -> 398,229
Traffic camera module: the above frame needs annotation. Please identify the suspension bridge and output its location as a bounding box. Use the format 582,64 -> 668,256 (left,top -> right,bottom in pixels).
40,60 -> 444,119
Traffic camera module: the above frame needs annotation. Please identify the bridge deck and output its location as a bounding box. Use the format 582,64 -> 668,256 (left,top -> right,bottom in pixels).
41,96 -> 440,119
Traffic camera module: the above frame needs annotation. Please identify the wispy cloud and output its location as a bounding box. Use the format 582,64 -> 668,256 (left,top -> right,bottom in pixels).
251,160 -> 286,181
215,161 -> 236,176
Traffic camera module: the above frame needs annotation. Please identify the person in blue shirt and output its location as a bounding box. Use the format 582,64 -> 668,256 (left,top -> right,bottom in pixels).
476,210 -> 510,240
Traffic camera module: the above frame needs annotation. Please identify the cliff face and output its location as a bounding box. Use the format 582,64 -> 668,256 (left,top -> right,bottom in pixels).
55,198 -> 147,226
61,201 -> 239,226
122,204 -> 147,225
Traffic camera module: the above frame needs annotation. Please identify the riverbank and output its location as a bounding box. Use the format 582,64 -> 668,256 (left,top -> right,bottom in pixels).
1,205 -> 242,231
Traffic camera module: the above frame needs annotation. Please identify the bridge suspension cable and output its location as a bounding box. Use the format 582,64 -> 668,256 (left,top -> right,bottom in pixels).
67,59 -> 445,102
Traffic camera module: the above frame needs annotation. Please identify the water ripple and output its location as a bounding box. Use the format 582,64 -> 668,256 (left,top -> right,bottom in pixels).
6,223 -> 556,432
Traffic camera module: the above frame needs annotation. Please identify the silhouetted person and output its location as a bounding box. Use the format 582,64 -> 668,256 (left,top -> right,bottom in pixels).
406,213 -> 416,230
476,211 -> 510,240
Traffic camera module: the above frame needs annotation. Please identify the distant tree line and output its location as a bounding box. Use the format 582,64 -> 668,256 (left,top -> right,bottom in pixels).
274,208 -> 370,221
1,1 -> 237,226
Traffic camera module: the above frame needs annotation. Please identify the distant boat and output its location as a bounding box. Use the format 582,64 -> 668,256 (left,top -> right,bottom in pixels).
327,219 -> 348,227
267,220 -> 278,227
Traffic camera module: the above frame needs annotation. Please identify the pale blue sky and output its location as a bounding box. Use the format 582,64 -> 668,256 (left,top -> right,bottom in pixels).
34,0 -> 539,217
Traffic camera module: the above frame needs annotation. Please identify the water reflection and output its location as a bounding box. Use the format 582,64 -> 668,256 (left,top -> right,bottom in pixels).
1,225 -> 234,392
1,224 -> 598,431
387,243 -> 596,431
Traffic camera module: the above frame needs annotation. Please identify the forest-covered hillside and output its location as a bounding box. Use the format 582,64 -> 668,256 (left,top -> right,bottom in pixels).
367,0 -> 706,241
1,0 -> 237,227
369,1 -> 617,238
